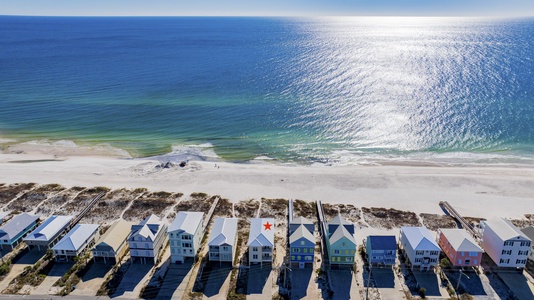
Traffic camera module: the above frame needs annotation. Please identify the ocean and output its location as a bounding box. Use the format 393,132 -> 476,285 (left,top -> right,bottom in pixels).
1,16 -> 534,165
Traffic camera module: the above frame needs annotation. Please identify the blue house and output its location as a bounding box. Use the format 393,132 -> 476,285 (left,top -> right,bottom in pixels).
289,224 -> 315,269
0,213 -> 39,250
365,235 -> 397,266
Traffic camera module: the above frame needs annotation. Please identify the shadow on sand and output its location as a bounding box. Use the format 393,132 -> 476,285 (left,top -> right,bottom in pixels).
246,262 -> 271,295
290,268 -> 312,300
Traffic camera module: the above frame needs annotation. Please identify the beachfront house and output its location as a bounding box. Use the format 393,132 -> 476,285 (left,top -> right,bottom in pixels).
92,219 -> 133,264
399,226 -> 440,271
521,226 -> 534,262
247,218 -> 274,267
437,228 -> 483,267
481,218 -> 531,268
326,215 -> 356,266
53,224 -> 100,261
129,214 -> 168,264
24,215 -> 73,251
289,223 -> 315,269
289,216 -> 314,236
208,217 -> 238,265
168,211 -> 204,264
0,213 -> 39,250
365,235 -> 397,266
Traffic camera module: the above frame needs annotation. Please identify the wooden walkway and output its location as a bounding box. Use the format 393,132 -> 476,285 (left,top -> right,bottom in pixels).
439,201 -> 480,239
70,191 -> 106,228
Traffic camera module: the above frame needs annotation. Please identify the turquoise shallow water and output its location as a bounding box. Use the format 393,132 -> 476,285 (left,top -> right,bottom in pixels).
1,16 -> 534,165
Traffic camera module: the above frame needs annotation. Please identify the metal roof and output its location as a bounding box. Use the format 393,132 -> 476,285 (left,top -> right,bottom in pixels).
0,213 -> 38,241
290,216 -> 313,226
24,215 -> 73,242
52,224 -> 99,252
208,217 -> 238,247
521,226 -> 534,241
131,214 -> 165,242
329,223 -> 356,245
439,229 -> 483,252
485,218 -> 530,241
367,235 -> 397,251
247,218 -> 274,247
401,226 -> 440,251
168,212 -> 204,235
94,219 -> 134,252
289,225 -> 314,244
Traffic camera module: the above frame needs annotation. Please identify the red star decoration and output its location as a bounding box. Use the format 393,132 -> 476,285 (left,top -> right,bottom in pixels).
263,221 -> 272,230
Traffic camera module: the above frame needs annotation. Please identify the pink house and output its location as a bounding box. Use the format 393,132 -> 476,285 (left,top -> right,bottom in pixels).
438,228 -> 483,267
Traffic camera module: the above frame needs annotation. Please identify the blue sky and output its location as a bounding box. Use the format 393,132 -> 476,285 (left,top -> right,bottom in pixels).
1,0 -> 534,17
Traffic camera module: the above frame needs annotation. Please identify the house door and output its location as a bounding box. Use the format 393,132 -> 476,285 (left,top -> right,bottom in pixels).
299,262 -> 305,269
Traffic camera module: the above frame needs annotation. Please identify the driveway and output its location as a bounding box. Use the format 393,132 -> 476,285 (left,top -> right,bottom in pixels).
498,271 -> 534,300
246,263 -> 273,300
0,249 -> 44,292
412,270 -> 443,297
372,267 -> 404,300
291,268 -> 318,300
156,261 -> 194,300
31,261 -> 74,295
202,264 -> 232,299
70,261 -> 114,296
110,263 -> 153,298
329,269 -> 361,300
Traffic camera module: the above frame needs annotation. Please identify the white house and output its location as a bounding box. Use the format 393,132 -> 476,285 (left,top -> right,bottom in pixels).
208,217 -> 238,265
521,226 -> 534,262
168,211 -> 204,264
53,224 -> 100,261
24,215 -> 73,251
482,218 -> 531,268
247,218 -> 274,267
399,226 -> 440,271
129,215 -> 168,264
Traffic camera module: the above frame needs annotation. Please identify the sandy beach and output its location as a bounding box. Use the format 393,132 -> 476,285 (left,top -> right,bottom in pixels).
1,143 -> 533,222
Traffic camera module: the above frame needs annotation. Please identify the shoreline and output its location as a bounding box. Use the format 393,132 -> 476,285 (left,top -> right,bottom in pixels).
1,146 -> 534,222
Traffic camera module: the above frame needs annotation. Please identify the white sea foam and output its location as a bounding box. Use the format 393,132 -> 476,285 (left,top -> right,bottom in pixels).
150,143 -> 221,163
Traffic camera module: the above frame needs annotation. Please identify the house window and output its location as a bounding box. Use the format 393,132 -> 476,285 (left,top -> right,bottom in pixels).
501,249 -> 512,255
430,251 -> 439,256
252,247 -> 258,252
170,233 -> 173,238
182,235 -> 192,240
504,241 -> 514,247
303,248 -> 307,253
342,242 -> 346,247
300,241 -> 305,245
297,256 -> 301,261
182,243 -> 192,248
291,256 -> 295,261
292,248 -> 299,253
345,250 -> 349,254
416,251 -> 424,256
346,257 -> 353,262
132,243 -> 137,248
468,252 -> 478,257
331,257 -> 336,262
253,254 -> 258,259
520,241 -> 530,247
458,259 -> 462,265
461,252 -> 465,256
305,256 -> 312,261
334,250 -> 340,254
145,243 -> 149,249
415,258 -> 422,263
222,246 -> 229,251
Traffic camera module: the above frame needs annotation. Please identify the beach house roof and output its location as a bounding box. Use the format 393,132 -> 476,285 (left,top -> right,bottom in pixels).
94,219 -> 133,252
485,218 -> 530,241
329,223 -> 355,245
131,215 -> 165,242
401,226 -> 440,251
290,225 -> 314,244
0,213 -> 38,241
327,214 -> 355,236
247,218 -> 274,247
367,235 -> 397,251
439,229 -> 483,252
291,216 -> 313,226
169,212 -> 204,235
24,215 -> 73,242
53,224 -> 99,252
208,218 -> 238,247
521,226 -> 534,242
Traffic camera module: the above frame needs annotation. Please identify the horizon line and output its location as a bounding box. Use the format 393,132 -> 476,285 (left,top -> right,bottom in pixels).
2,14 -> 534,18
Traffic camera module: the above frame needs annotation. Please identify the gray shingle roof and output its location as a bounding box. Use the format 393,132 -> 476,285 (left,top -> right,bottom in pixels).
0,213 -> 38,241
